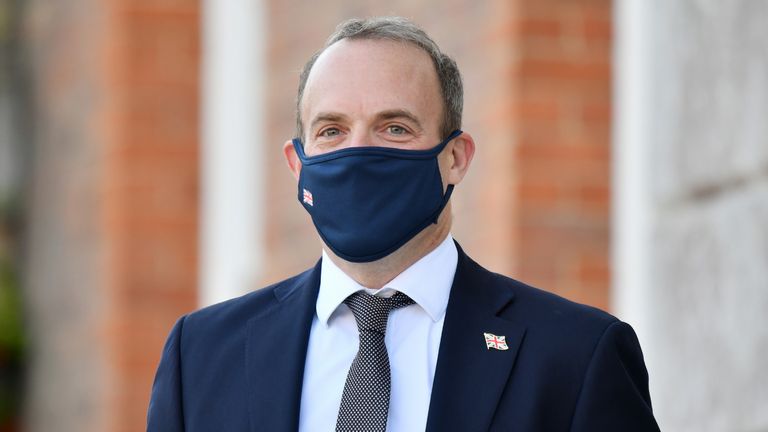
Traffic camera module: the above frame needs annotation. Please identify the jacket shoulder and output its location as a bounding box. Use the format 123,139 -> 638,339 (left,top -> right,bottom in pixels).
459,248 -> 617,331
484,268 -> 629,369
179,265 -> 317,342
496,271 -> 617,329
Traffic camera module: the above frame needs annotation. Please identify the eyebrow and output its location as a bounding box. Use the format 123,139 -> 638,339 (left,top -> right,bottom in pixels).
310,112 -> 351,132
376,109 -> 423,132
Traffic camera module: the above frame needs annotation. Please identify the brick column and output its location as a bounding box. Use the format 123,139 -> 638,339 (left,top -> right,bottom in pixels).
104,2 -> 200,430
512,0 -> 613,310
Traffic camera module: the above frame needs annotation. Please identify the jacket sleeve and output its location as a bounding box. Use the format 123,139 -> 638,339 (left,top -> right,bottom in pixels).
147,316 -> 187,432
570,321 -> 661,432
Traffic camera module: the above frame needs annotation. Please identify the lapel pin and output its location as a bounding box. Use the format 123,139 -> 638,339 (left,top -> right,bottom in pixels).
484,332 -> 509,351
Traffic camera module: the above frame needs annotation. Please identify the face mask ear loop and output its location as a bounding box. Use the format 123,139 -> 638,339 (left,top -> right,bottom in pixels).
433,130 -> 463,154
431,184 -> 454,224
292,138 -> 308,160
425,132 -> 462,225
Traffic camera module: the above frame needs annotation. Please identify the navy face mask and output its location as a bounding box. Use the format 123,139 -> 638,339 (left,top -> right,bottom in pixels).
292,130 -> 463,263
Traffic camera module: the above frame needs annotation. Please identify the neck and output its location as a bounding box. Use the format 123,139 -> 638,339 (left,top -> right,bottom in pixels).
325,211 -> 452,289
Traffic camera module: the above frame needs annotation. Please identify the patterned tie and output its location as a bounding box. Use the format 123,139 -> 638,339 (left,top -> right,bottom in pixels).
335,291 -> 415,432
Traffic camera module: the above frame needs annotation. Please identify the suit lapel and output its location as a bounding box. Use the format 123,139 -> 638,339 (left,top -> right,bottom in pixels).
245,260 -> 321,432
426,247 -> 526,432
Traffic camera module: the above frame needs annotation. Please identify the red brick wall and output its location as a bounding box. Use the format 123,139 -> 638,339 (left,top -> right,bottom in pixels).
512,0 -> 612,310
103,2 -> 200,430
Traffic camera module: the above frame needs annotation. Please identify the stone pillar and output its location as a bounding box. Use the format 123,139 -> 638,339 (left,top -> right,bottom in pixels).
614,1 -> 768,430
21,1 -> 200,431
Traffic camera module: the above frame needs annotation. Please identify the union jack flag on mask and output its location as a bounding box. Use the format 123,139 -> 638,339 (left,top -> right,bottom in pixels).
303,188 -> 314,206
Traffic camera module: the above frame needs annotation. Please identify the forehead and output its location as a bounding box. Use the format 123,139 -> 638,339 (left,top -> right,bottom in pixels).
301,38 -> 442,132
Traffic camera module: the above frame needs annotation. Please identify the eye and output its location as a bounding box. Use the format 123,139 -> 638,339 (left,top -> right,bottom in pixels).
386,125 -> 408,135
319,127 -> 341,138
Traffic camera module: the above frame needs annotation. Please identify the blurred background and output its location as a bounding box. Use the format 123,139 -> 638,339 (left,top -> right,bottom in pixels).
0,0 -> 766,431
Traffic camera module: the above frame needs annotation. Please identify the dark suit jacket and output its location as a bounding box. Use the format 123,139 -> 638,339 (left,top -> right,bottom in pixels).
147,244 -> 660,431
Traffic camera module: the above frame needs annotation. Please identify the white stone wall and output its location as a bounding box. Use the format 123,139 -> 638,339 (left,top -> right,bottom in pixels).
20,1 -> 109,431
615,1 -> 768,431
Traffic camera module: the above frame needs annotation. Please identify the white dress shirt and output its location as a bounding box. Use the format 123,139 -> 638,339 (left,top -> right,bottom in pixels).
298,235 -> 458,432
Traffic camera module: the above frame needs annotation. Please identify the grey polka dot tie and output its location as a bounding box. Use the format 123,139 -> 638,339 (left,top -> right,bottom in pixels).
335,291 -> 415,432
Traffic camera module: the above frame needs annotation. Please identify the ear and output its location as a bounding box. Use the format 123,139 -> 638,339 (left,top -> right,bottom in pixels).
283,139 -> 302,180
442,132 -> 475,185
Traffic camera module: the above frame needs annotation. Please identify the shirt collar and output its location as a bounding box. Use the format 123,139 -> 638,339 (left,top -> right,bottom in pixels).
316,234 -> 458,327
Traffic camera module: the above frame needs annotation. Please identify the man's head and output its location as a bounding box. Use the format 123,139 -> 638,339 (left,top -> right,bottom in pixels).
284,16 -> 475,270
295,17 -> 463,143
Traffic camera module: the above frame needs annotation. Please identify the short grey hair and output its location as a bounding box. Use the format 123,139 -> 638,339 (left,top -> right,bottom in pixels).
295,16 -> 463,140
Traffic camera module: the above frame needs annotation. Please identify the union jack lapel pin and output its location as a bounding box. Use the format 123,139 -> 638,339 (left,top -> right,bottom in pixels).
302,188 -> 314,206
484,332 -> 509,350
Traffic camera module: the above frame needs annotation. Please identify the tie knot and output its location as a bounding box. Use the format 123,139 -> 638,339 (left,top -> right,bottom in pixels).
344,291 -> 414,334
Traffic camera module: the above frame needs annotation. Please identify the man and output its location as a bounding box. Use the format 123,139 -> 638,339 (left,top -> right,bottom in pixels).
148,17 -> 660,431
